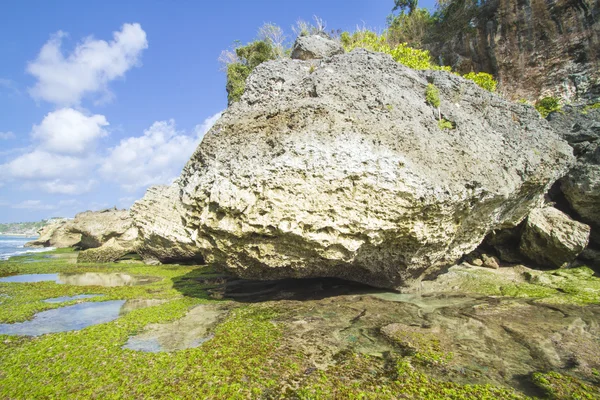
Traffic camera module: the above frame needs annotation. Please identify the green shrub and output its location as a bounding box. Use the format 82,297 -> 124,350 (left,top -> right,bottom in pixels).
535,96 -> 561,118
426,83 -> 440,108
387,8 -> 435,48
340,30 -> 450,71
438,119 -> 453,129
223,39 -> 278,104
463,71 -> 497,92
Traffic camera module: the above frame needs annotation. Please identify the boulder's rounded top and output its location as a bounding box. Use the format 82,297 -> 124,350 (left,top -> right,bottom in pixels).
290,34 -> 344,60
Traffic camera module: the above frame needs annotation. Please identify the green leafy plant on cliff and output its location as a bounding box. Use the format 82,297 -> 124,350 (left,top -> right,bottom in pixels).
387,8 -> 435,48
221,23 -> 286,105
340,30 -> 450,71
463,71 -> 497,92
425,83 -> 443,123
535,96 -> 562,118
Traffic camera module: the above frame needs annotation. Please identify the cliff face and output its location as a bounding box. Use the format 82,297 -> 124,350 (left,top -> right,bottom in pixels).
431,0 -> 600,101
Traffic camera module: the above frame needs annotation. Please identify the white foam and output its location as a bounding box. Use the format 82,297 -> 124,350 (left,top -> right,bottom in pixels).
0,247 -> 56,261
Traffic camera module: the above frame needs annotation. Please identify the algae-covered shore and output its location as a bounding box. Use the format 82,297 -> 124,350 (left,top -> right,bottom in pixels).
1,249 -> 599,399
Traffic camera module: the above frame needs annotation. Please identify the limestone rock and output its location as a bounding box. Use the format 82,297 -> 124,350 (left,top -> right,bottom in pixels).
429,0 -> 600,102
131,184 -> 204,264
291,34 -> 344,61
25,208 -> 138,251
77,238 -> 131,263
481,254 -> 500,269
547,105 -> 600,246
561,147 -> 600,246
25,219 -> 80,248
519,207 -> 591,268
179,49 -> 573,289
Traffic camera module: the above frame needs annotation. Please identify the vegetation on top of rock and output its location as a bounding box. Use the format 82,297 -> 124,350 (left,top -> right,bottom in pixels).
223,39 -> 278,105
340,30 -> 449,71
535,96 -> 562,118
463,71 -> 497,92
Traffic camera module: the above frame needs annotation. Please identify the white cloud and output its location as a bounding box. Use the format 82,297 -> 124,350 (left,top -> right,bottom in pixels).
0,131 -> 15,140
12,200 -> 56,210
101,113 -> 222,191
27,23 -> 148,106
2,150 -> 90,180
38,179 -> 96,195
0,78 -> 20,96
194,111 -> 223,139
32,108 -> 108,154
100,120 -> 197,191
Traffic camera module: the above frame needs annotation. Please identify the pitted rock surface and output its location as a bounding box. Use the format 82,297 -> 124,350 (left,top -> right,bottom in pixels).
290,34 -> 344,61
131,183 -> 204,264
519,206 -> 591,268
179,49 -> 573,289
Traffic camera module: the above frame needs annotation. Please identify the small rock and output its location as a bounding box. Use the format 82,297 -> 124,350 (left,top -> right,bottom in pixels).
290,34 -> 344,60
481,254 -> 500,269
472,258 -> 484,267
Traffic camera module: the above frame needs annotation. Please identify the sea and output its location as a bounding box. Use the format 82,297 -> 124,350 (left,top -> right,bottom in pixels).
0,235 -> 50,260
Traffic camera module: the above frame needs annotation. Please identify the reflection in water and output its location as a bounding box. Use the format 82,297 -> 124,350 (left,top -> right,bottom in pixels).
123,304 -> 226,352
0,299 -> 165,336
0,274 -> 60,283
58,273 -> 160,287
369,292 -> 479,312
0,301 -> 126,336
0,273 -> 159,286
44,294 -> 104,303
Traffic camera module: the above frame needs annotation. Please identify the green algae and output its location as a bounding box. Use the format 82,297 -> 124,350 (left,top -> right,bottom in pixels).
2,250 -> 599,399
436,265 -> 600,305
292,352 -> 527,399
532,371 -> 600,400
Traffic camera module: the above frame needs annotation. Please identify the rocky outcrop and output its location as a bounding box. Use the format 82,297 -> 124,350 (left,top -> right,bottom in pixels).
25,219 -> 80,248
519,206 -> 590,268
77,238 -> 132,263
291,34 -> 344,61
25,208 -> 138,252
429,0 -> 600,102
547,105 -> 600,247
178,48 -> 573,289
131,184 -> 204,264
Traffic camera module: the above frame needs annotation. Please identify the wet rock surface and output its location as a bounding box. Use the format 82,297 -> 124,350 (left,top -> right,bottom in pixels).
124,303 -> 228,352
261,285 -> 600,395
179,48 -> 573,289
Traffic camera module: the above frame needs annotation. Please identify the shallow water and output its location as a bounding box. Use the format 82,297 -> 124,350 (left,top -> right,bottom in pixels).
0,273 -> 160,286
0,300 -> 126,336
0,235 -> 50,260
369,292 -> 480,312
44,294 -> 104,303
123,304 -> 226,352
0,298 -> 165,336
0,274 -> 61,283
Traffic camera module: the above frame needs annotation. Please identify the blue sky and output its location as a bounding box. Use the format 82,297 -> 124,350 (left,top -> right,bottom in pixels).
0,0 -> 436,223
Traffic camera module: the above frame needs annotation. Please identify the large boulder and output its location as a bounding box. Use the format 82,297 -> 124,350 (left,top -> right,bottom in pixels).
547,105 -> 600,246
519,206 -> 591,268
131,183 -> 204,264
291,34 -> 344,61
25,208 -> 138,251
179,49 -> 573,289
